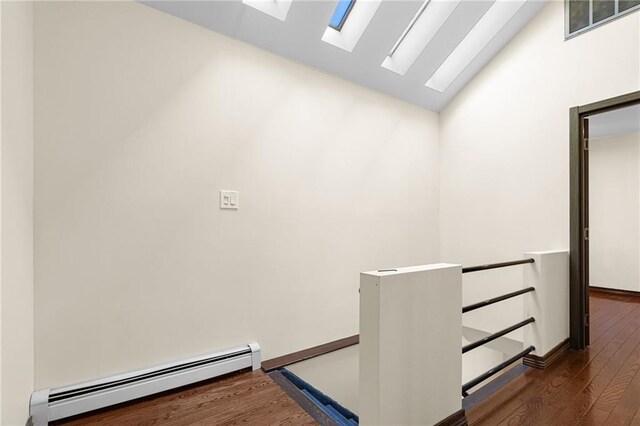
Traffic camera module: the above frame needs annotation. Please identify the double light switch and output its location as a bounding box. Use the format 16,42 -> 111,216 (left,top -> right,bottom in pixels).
220,190 -> 239,210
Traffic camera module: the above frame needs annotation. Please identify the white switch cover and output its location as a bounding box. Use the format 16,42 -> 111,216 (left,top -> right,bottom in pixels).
220,190 -> 239,209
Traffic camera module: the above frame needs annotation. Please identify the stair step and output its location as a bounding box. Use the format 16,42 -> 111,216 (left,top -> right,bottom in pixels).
279,368 -> 359,425
300,389 -> 351,425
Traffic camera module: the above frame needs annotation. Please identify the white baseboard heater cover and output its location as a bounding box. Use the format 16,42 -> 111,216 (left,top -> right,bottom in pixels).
30,343 -> 261,425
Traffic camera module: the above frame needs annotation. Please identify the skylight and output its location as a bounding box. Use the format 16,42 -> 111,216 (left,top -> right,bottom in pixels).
425,0 -> 527,93
322,0 -> 381,52
329,0 -> 356,31
242,0 -> 293,22
382,0 -> 461,76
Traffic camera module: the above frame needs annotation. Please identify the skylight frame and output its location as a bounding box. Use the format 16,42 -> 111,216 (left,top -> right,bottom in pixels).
242,0 -> 293,22
381,0 -> 462,77
424,0 -> 527,93
329,0 -> 357,32
321,0 -> 382,53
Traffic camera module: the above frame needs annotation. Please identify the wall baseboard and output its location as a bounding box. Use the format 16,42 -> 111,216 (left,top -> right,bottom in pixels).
262,335 -> 359,371
435,409 -> 467,426
590,286 -> 640,297
523,338 -> 570,370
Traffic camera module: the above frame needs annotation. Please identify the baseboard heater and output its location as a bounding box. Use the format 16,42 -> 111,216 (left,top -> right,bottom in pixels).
29,343 -> 261,425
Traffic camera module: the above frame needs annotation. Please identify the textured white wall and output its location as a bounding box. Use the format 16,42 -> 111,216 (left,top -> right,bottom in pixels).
590,132 -> 640,292
1,1 -> 35,424
34,1 -> 440,389
440,1 -> 640,334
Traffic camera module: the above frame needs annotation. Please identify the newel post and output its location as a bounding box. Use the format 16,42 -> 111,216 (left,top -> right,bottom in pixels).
359,264 -> 466,426
523,250 -> 570,369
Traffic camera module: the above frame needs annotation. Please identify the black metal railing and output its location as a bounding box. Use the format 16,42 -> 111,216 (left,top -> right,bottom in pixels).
460,257 -> 537,397
462,258 -> 534,274
462,346 -> 535,397
462,317 -> 535,354
462,287 -> 535,313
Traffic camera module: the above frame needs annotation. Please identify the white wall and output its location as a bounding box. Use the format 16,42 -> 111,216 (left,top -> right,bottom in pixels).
1,1 -> 35,424
590,132 -> 640,292
440,1 -> 640,333
33,1 -> 440,389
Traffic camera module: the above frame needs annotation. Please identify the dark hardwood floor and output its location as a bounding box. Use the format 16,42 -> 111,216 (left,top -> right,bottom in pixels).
54,370 -> 316,425
467,290 -> 640,425
55,290 -> 640,425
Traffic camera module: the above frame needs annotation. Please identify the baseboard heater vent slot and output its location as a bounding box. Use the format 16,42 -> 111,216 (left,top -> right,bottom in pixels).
30,343 -> 261,425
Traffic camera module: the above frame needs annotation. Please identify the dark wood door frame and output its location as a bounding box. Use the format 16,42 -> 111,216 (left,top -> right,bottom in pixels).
570,90 -> 640,350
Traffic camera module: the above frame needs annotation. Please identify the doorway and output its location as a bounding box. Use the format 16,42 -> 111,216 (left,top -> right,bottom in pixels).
570,90 -> 640,350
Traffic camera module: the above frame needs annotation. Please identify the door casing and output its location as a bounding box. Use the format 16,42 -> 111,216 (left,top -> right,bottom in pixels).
569,90 -> 640,350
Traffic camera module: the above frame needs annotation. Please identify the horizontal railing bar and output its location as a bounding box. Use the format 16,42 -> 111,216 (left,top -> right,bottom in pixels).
462,317 -> 535,354
462,345 -> 535,396
462,287 -> 535,314
462,258 -> 534,274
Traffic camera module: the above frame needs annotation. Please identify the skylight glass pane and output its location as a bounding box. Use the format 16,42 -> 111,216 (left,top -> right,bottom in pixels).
322,0 -> 381,52
329,0 -> 356,31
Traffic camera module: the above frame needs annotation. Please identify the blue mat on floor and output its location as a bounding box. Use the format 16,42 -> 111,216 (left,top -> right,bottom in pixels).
279,368 -> 359,425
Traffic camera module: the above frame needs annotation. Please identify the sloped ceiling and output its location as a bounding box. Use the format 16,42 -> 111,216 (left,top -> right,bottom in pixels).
141,0 -> 547,112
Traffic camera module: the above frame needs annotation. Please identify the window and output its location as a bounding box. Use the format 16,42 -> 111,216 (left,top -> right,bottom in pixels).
322,0 -> 381,52
381,0 -> 461,76
329,0 -> 356,31
566,0 -> 640,38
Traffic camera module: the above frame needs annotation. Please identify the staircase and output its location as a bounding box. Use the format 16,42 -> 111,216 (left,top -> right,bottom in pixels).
279,369 -> 359,426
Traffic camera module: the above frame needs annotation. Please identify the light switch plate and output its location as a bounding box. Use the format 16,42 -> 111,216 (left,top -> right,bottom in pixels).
220,190 -> 239,210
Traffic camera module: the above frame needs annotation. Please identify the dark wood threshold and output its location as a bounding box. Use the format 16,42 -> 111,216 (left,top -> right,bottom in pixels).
268,370 -> 339,426
523,338 -> 570,369
435,409 -> 468,426
262,335 -> 359,371
590,286 -> 640,298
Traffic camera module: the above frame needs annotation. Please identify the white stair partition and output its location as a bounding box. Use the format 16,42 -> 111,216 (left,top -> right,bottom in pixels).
523,250 -> 570,359
359,264 -> 463,426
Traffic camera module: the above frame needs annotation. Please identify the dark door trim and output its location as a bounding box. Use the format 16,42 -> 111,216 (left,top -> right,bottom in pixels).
569,90 -> 640,350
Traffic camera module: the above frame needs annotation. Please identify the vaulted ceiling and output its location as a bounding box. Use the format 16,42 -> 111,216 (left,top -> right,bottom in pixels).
141,0 -> 547,112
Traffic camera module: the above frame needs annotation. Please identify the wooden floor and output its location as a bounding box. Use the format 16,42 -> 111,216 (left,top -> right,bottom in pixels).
468,290 -> 640,425
55,370 -> 316,425
55,291 -> 640,425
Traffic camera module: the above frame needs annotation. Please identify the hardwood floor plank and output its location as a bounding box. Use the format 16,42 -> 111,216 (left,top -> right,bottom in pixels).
586,342 -> 640,417
604,365 -> 640,424
551,329 -> 640,425
470,315 -> 638,424
497,321 -> 640,425
55,370 -> 317,425
469,293 -> 640,426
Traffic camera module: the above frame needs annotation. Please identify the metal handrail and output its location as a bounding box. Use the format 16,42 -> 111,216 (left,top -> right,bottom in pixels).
462,287 -> 535,314
462,345 -> 535,397
462,317 -> 535,354
462,258 -> 534,274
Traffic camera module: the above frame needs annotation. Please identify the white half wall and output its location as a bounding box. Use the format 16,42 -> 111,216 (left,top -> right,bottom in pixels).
440,1 -> 640,333
1,1 -> 35,424
589,132 -> 640,292
33,1 -> 440,389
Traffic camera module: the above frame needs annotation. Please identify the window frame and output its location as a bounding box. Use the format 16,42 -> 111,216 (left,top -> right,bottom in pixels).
565,0 -> 640,39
